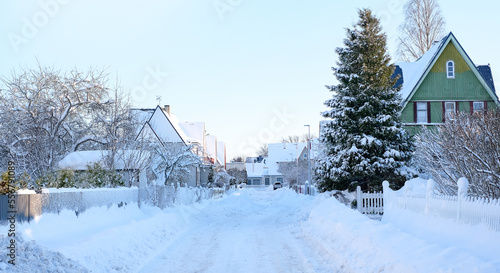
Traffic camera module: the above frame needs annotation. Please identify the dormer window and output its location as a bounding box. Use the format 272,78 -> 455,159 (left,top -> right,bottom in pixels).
447,60 -> 455,78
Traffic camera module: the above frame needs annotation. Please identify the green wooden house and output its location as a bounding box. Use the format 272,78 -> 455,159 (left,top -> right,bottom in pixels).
393,32 -> 499,134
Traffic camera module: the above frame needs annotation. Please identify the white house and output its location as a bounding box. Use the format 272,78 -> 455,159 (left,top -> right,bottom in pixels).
245,141 -> 317,187
133,105 -> 226,187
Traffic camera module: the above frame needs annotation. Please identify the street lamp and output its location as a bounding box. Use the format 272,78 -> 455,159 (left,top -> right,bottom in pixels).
304,125 -> 311,185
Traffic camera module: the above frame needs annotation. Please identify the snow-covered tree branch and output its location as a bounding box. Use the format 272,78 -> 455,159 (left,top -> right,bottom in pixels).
415,111 -> 500,199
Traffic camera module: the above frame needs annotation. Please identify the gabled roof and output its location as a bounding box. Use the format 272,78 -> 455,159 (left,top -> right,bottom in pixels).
477,65 -> 496,93
178,121 -> 205,146
206,135 -> 218,164
135,105 -> 187,145
394,32 -> 499,109
217,141 -> 226,168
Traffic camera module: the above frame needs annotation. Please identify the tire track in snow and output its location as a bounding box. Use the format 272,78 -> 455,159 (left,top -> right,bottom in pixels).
137,190 -> 342,273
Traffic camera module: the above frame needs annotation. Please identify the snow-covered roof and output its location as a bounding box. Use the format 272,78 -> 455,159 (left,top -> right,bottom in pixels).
245,161 -> 266,177
395,38 -> 444,101
217,141 -> 226,167
58,150 -> 147,170
395,32 -> 499,108
246,142 -> 319,177
206,135 -> 218,164
267,143 -> 307,175
178,121 -> 205,146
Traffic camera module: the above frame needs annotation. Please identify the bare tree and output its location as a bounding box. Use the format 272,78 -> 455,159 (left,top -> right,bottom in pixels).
281,135 -> 301,143
397,0 -> 446,62
0,66 -> 110,179
415,111 -> 500,199
152,142 -> 202,186
87,88 -> 143,172
281,134 -> 317,143
230,156 -> 245,163
257,144 -> 268,157
226,168 -> 247,184
277,159 -> 308,187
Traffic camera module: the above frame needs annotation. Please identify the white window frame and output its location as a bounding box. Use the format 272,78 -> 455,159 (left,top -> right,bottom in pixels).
416,102 -> 428,124
445,102 -> 456,118
447,60 -> 455,79
473,101 -> 485,113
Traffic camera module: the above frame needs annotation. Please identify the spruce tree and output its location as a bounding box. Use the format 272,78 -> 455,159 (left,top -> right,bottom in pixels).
315,9 -> 414,192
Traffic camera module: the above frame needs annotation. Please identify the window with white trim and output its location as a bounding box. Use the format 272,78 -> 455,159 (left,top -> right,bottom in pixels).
473,101 -> 485,113
447,60 -> 455,78
445,102 -> 456,118
416,102 -> 428,123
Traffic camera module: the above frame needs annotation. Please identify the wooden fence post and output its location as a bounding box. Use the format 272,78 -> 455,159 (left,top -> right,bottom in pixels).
457,177 -> 469,222
357,186 -> 362,213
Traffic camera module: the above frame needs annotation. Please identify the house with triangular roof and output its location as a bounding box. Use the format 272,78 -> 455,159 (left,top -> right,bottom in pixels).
393,32 -> 499,133
134,105 -> 226,187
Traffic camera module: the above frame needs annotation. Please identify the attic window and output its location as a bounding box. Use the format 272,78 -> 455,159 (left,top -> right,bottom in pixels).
447,60 -> 455,78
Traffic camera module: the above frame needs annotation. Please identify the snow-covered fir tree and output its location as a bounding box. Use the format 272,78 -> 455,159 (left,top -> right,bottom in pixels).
315,9 -> 414,192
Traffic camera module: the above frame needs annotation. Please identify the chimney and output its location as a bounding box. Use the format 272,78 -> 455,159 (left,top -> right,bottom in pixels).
164,105 -> 170,115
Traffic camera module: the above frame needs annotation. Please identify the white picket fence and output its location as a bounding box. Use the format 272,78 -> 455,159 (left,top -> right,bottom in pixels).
356,186 -> 383,215
383,178 -> 500,232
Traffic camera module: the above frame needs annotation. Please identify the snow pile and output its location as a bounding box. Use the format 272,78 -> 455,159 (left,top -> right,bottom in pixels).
0,235 -> 87,273
302,192 -> 500,273
0,202 -> 201,272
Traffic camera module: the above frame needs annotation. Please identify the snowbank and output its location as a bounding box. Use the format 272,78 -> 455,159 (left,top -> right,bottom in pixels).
302,192 -> 500,273
0,200 -> 208,272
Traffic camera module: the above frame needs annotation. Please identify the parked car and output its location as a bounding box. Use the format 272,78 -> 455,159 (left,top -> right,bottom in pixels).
273,182 -> 282,190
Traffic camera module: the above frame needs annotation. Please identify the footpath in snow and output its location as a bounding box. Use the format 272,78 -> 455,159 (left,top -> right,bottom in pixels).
1,187 -> 500,272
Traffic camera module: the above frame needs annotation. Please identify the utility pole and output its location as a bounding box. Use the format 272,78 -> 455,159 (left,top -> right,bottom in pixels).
304,125 -> 311,184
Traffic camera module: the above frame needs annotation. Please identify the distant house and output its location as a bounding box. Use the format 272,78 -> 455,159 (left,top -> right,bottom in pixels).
244,142 -> 316,187
58,150 -> 147,187
393,32 -> 499,133
134,105 -> 226,187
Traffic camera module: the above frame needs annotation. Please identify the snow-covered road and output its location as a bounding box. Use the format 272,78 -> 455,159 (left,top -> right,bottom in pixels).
2,187 -> 500,272
138,190 -> 338,273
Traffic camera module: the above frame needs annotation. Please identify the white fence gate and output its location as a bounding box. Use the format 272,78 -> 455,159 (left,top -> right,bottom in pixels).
356,186 -> 383,215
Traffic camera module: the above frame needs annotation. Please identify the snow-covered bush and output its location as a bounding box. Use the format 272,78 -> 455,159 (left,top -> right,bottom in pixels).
226,168 -> 247,185
415,111 -> 500,198
151,143 -> 201,186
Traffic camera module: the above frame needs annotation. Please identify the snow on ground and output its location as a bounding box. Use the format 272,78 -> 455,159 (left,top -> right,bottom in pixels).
1,188 -> 500,272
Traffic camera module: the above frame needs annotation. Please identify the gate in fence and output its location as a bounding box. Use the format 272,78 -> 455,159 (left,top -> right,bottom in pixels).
356,186 -> 384,215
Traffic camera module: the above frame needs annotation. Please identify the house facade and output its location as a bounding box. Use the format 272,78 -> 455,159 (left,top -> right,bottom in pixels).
134,105 -> 226,187
394,32 -> 499,133
245,142 -> 316,187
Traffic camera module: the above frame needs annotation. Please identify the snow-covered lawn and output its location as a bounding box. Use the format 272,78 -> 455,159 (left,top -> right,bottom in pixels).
1,188 -> 499,272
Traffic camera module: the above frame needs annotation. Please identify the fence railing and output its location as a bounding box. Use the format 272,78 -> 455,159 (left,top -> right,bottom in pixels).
294,185 -> 318,196
383,178 -> 500,232
356,186 -> 384,215
0,185 -> 225,224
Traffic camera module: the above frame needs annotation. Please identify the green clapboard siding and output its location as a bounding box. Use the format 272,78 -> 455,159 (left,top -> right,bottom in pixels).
401,40 -> 497,127
411,42 -> 491,101
430,102 -> 441,123
401,104 -> 413,123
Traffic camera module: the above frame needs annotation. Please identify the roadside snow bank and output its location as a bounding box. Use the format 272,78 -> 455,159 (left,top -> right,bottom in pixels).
302,193 -> 500,273
0,235 -> 87,273
0,200 -> 207,272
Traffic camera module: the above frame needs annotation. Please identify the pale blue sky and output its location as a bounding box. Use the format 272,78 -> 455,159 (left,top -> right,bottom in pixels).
1,0 -> 499,159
